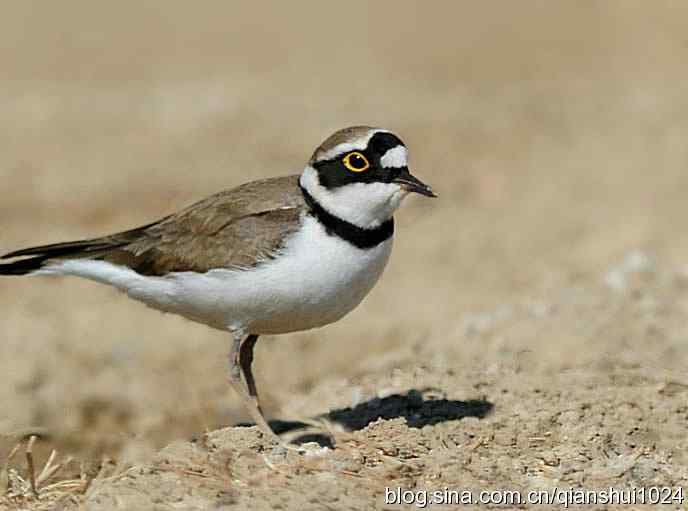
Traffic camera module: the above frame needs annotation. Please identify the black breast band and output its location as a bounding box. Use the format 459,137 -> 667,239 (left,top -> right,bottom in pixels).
299,184 -> 394,249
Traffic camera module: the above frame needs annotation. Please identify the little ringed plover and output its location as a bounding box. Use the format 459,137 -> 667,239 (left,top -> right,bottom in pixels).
1,126 -> 436,443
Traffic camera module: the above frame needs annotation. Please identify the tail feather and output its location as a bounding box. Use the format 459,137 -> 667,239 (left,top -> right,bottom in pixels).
0,255 -> 54,275
0,240 -> 125,276
1,239 -> 124,260
1,223 -> 155,276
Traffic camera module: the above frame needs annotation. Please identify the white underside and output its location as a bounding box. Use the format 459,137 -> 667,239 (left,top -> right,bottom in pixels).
35,215 -> 393,336
300,166 -> 408,228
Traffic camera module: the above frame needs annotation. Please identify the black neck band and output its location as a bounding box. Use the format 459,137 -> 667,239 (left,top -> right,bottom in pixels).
299,184 -> 394,249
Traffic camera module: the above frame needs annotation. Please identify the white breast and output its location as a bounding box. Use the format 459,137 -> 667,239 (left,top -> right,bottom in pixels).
170,215 -> 394,334
38,215 -> 393,335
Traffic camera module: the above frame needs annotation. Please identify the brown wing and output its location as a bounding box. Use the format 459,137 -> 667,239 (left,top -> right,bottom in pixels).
1,175 -> 306,276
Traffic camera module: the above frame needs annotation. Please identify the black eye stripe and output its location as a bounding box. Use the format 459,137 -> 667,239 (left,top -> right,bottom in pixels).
311,131 -> 407,190
367,132 -> 404,156
313,135 -> 405,168
313,151 -> 370,170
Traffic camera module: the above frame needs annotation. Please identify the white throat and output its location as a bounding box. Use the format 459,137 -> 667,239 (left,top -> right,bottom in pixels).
299,166 -> 408,229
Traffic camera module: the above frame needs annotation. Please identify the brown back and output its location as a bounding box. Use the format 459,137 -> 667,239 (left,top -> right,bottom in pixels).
1,175 -> 307,276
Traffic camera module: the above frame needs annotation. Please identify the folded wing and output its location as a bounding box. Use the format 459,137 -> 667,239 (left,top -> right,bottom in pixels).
1,175 -> 305,276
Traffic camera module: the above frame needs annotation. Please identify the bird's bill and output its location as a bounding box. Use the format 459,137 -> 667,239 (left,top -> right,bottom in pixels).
393,168 -> 437,197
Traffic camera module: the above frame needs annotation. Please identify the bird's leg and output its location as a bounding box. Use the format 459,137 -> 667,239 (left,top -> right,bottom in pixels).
228,332 -> 280,444
239,334 -> 261,411
229,332 -> 324,452
239,335 -> 338,447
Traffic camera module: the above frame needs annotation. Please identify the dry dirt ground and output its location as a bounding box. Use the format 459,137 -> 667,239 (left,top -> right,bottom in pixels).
1,2 -> 688,510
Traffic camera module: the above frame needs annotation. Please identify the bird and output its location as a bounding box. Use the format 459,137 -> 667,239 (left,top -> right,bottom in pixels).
1,126 -> 436,445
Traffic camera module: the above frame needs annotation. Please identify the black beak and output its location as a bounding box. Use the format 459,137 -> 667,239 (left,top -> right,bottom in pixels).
393,168 -> 437,197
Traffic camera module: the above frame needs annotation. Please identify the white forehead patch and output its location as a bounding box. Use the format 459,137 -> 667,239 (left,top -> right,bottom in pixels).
380,145 -> 408,169
318,129 -> 389,161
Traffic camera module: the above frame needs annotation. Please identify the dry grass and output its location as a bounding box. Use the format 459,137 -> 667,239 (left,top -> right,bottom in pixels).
2,436 -> 85,509
1,436 -> 145,510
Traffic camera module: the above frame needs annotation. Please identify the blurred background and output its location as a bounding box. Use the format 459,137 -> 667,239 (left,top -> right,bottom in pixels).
2,1 -> 688,463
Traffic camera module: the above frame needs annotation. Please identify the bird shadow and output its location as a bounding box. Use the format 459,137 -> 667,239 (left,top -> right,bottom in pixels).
264,388 -> 494,448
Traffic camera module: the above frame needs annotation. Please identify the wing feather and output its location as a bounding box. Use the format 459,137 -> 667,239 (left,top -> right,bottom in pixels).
1,175 -> 305,276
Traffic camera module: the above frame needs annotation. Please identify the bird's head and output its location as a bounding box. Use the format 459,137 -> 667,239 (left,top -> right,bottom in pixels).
300,126 -> 436,229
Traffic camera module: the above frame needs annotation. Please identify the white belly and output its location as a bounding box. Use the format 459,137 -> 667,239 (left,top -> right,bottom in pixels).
169,216 -> 394,334
40,216 -> 393,335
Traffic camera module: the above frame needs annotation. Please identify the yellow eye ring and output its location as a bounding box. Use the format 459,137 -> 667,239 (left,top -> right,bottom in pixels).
342,151 -> 370,172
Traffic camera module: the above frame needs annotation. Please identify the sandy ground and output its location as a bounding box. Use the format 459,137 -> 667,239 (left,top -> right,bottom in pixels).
1,2 -> 688,509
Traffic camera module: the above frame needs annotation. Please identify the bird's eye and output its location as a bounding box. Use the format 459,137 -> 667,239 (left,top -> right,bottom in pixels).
342,152 -> 370,172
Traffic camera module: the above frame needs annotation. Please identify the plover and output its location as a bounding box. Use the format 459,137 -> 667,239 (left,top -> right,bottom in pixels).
1,126 -> 436,443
